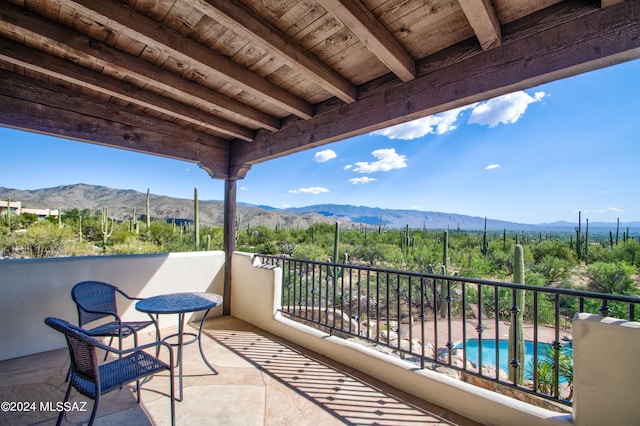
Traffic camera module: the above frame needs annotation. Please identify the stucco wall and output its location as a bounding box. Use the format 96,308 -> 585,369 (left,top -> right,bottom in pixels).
231,252 -> 572,426
0,251 -> 225,361
572,313 -> 640,425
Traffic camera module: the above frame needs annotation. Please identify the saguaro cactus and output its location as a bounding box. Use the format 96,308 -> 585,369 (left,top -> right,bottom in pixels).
575,211 -> 582,261
194,187 -> 200,250
100,207 -> 114,246
508,244 -> 526,385
328,222 -> 347,285
5,198 -> 11,227
585,218 -> 589,265
145,188 -> 151,237
482,217 -> 488,256
130,207 -> 139,234
439,230 -> 449,318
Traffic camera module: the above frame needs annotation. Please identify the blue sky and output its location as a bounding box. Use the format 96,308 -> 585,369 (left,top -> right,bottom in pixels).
1,59 -> 638,225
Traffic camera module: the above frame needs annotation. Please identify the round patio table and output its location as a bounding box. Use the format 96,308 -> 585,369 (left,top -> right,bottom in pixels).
136,292 -> 223,400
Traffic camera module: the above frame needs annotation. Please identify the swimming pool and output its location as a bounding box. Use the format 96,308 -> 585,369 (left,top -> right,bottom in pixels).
453,339 -> 572,377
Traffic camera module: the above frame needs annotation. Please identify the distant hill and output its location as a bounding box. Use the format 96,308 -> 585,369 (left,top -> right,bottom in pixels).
0,184 -> 335,229
280,204 -> 537,231
1,184 -> 637,232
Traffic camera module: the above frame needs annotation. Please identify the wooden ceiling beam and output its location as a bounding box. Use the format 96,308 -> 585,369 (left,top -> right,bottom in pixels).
0,39 -> 255,142
317,0 -> 415,82
0,70 -> 230,178
458,0 -> 501,51
193,0 -> 357,103
0,1 -> 279,133
601,0 -> 624,8
232,0 -> 640,167
62,0 -> 313,119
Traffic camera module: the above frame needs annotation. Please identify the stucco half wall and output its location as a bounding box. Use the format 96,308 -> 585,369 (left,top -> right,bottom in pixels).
230,252 -> 573,426
572,313 -> 640,426
0,251 -> 225,361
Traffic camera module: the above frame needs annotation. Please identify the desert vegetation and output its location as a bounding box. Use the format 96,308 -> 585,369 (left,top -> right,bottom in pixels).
2,200 -> 638,301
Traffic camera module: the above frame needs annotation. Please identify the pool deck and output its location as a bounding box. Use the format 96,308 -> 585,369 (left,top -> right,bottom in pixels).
409,318 -> 570,348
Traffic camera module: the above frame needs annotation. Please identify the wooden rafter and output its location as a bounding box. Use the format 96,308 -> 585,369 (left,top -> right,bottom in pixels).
192,0 -> 357,103
0,39 -> 255,141
0,1 -> 279,133
317,0 -> 415,82
62,0 -> 314,119
458,0 -> 501,51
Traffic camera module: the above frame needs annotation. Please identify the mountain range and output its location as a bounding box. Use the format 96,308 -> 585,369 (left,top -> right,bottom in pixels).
2,184 -> 638,232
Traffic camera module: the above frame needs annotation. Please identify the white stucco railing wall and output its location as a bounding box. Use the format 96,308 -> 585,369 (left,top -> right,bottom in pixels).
572,313 -> 640,425
231,252 -> 574,426
0,251 -> 225,361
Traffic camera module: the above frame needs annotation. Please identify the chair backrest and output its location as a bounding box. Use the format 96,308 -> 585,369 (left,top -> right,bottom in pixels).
71,281 -> 119,327
45,317 -> 100,385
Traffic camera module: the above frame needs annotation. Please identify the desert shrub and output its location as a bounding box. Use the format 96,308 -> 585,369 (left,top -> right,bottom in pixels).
293,243 -> 327,262
108,237 -> 163,255
586,261 -> 637,295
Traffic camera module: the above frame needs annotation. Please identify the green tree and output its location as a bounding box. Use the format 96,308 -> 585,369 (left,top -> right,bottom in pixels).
586,261 -> 637,295
611,240 -> 640,267
531,255 -> 571,286
293,243 -> 327,261
356,244 -> 391,266
531,239 -> 575,263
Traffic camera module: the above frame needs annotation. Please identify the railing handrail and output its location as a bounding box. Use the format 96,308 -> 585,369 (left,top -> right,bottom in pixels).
256,253 -> 640,407
256,254 -> 640,304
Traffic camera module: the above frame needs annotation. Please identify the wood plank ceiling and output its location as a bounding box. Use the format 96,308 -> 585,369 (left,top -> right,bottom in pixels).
0,0 -> 638,180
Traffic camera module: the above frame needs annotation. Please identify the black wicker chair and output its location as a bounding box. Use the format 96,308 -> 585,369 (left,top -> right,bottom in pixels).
45,317 -> 175,426
71,281 -> 158,359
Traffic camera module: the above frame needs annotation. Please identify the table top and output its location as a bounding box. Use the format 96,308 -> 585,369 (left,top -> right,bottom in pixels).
135,292 -> 223,314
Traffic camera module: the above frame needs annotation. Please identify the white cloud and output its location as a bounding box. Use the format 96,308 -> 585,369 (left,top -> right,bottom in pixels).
343,164 -> 353,170
289,187 -> 329,195
587,206 -> 623,214
485,164 -> 501,170
469,91 -> 546,127
353,148 -> 407,173
314,149 -> 337,162
239,186 -> 248,191
349,176 -> 377,185
370,106 -> 472,140
367,90 -> 547,141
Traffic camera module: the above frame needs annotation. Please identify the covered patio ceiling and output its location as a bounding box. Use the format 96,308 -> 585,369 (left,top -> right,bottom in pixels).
0,0 -> 638,181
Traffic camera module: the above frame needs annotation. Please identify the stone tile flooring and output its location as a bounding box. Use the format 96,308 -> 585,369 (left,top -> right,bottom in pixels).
0,316 -> 481,425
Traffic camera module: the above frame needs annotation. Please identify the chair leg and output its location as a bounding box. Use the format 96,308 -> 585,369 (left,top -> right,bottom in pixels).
169,366 -> 176,426
88,394 -> 100,426
56,382 -> 73,426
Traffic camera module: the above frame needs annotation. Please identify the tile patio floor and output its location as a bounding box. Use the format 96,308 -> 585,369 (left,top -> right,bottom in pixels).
0,316 -> 482,426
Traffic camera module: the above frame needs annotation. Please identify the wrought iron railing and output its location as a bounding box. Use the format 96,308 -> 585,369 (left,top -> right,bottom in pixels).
255,254 -> 640,406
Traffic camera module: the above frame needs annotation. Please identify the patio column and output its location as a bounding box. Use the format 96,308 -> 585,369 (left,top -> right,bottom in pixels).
223,179 -> 236,315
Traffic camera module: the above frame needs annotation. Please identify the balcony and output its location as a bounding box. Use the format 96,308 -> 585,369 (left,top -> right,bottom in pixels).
1,252 -> 639,425
2,315 -> 482,425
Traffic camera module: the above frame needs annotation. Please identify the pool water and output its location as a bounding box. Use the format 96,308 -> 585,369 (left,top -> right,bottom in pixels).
454,339 -> 572,378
